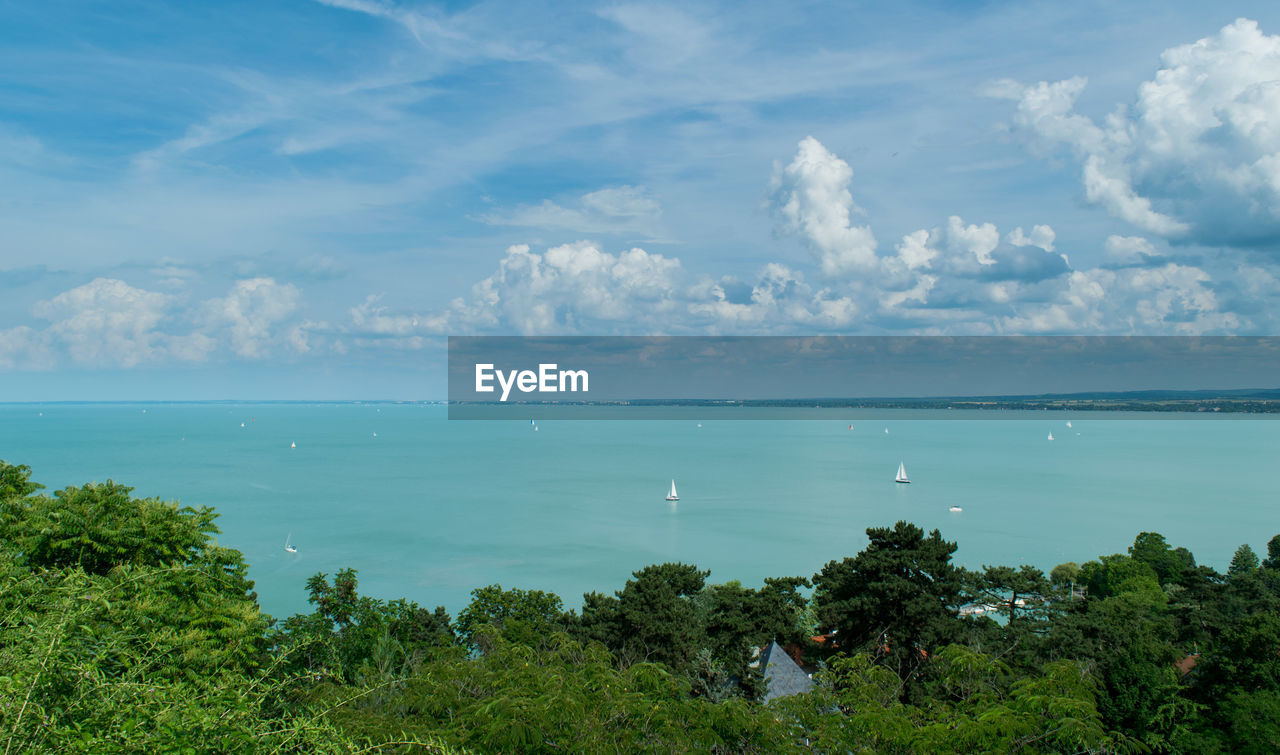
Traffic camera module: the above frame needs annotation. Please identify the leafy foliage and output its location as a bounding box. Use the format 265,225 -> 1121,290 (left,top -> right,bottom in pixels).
4,461 -> 1280,752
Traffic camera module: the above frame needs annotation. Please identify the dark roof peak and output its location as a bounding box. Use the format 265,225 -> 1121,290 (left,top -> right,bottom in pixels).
760,640 -> 813,702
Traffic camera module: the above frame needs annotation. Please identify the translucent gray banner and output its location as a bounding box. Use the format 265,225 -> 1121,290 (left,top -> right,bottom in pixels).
447,336 -> 1280,419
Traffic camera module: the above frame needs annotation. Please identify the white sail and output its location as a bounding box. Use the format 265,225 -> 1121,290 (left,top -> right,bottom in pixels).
1066,420 -> 1072,428
1047,432 -> 1054,441
284,533 -> 297,553
669,480 -> 678,498
896,462 -> 909,483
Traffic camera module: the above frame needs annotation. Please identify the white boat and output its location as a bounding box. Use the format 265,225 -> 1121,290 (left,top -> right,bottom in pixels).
949,505 -> 962,512
290,441 -> 296,449
895,462 -> 910,484
1047,432 -> 1054,441
284,533 -> 297,554
665,479 -> 679,501
1066,421 -> 1072,428
884,428 -> 889,434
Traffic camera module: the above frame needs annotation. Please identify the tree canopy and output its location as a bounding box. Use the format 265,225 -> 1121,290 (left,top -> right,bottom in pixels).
3,459 -> 1279,752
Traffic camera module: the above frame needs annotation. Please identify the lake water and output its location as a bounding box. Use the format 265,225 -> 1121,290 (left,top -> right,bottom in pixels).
2,403 -> 1277,620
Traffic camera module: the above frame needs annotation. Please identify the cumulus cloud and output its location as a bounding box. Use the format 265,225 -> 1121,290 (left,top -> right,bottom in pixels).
376,135 -> 1258,338
444,240 -> 685,334
997,263 -> 1240,335
991,18 -> 1280,247
770,136 -> 878,276
2,277 -> 311,369
0,326 -> 54,370
30,278 -> 192,367
201,277 -> 303,358
1104,235 -> 1164,266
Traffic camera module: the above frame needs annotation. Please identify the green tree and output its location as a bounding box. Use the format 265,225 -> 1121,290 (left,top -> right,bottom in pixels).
456,583 -> 565,649
1079,554 -> 1159,600
1050,561 -> 1080,589
579,562 -> 710,673
1231,544 -> 1262,576
320,632 -> 789,753
0,460 -> 43,502
1221,690 -> 1280,753
972,564 -> 1052,625
279,569 -> 454,683
1263,535 -> 1280,571
813,521 -> 962,681
1130,531 -> 1196,585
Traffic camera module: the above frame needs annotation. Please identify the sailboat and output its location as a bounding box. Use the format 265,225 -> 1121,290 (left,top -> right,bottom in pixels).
284,533 -> 297,554
290,441 -> 296,449
895,462 -> 910,484
1047,431 -> 1054,441
665,480 -> 679,501
1066,420 -> 1072,428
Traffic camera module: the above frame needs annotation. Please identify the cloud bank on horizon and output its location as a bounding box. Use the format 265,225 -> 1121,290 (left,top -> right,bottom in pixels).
2,3 -> 1280,378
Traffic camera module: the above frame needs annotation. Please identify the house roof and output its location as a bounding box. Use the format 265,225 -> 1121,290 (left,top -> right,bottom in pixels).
760,640 -> 813,702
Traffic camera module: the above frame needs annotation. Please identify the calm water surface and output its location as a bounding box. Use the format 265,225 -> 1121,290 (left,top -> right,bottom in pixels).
2,403 -> 1276,619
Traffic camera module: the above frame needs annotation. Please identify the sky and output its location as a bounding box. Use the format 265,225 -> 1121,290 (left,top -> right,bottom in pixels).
2,1 -> 1280,399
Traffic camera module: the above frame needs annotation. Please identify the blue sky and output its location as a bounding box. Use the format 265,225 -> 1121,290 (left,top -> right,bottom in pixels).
2,1 -> 1279,398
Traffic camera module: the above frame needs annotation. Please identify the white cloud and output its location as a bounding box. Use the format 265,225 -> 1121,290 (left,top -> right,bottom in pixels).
12,276 -> 312,368
770,136 -> 878,277
30,278 -> 184,367
893,229 -> 937,271
478,186 -> 663,237
458,241 -> 685,334
201,278 -> 303,358
996,263 -> 1240,335
1007,225 -> 1055,252
1104,235 -> 1163,266
992,18 -> 1280,246
336,135 -> 1273,340
0,326 -> 54,370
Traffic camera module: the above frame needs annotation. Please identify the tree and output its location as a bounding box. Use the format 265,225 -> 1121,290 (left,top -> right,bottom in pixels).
578,562 -> 709,672
456,583 -> 566,648
280,568 -> 455,682
973,564 -> 1052,625
1050,561 -> 1080,589
1263,535 -> 1280,571
1230,544 -> 1261,577
0,460 -> 43,501
700,576 -> 810,699
1079,554 -> 1159,600
813,521 -> 963,680
1130,532 -> 1196,585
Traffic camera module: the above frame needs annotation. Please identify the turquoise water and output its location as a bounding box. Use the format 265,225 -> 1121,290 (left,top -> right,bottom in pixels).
1,403 -> 1277,620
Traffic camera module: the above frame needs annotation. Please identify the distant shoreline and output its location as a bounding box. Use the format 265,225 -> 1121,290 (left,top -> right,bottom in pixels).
6,390 -> 1280,413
